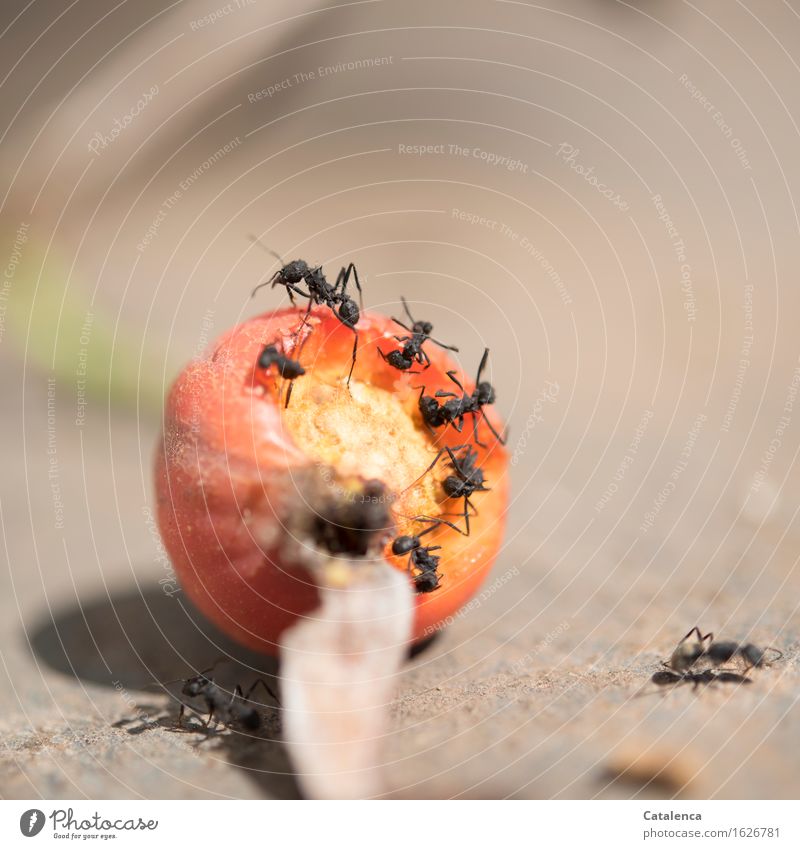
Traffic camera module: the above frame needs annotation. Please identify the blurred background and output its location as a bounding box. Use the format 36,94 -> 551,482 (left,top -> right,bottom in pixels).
2,0 -> 800,799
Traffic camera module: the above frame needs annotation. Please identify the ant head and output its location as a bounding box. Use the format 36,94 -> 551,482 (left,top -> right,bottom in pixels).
283,260 -> 309,282
311,477 -> 392,556
392,535 -> 419,555
258,345 -> 278,368
669,633 -> 710,672
418,395 -> 440,420
182,675 -> 209,696
362,479 -> 386,500
414,320 -> 433,336
337,298 -> 360,327
475,381 -> 496,405
443,474 -> 466,497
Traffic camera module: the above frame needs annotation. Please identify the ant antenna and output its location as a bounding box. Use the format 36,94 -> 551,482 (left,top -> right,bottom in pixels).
475,347 -> 490,383
400,295 -> 415,325
764,646 -> 784,663
248,233 -> 284,265
401,444 -> 468,493
145,656 -> 231,689
392,513 -> 466,536
410,514 -> 466,534
249,235 -> 287,298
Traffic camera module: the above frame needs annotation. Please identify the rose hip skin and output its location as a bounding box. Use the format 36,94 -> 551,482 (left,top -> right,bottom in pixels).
155,307 -> 509,655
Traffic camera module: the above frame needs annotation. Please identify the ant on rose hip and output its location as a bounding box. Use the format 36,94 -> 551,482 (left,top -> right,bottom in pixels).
379,296 -> 459,372
258,344 -> 306,408
250,238 -> 364,386
258,345 -> 305,380
417,348 -> 506,448
392,515 -> 463,593
412,445 -> 489,536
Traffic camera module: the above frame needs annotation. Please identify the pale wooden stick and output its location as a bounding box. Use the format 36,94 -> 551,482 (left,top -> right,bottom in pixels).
279,560 -> 414,799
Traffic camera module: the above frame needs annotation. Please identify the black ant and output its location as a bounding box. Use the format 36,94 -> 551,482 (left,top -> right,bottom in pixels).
251,254 -> 314,305
663,627 -> 783,679
651,668 -> 752,690
311,478 -> 393,557
392,516 -> 463,593
168,667 -> 280,732
379,297 -> 458,372
417,348 -> 506,448
258,344 -> 305,380
411,445 -> 489,535
258,344 -> 306,408
391,515 -> 464,557
249,238 -> 364,385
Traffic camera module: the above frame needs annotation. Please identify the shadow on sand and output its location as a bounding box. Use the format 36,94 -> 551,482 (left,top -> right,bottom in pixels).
27,580 -> 299,798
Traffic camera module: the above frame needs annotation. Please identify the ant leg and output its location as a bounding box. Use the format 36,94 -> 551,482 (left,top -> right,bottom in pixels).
284,380 -> 296,409
411,515 -> 465,537
285,283 -> 311,303
231,684 -> 245,710
297,295 -> 315,334
203,706 -> 215,728
282,309 -> 314,409
335,262 -> 364,308
431,336 -> 459,352
464,496 -> 479,517
415,515 -> 467,536
441,444 -> 471,474
473,409 -> 506,447
435,390 -> 458,398
288,299 -> 317,369
681,627 -> 714,645
415,448 -> 449,479
262,679 -> 282,706
351,264 -> 364,309
251,270 -> 280,299
407,444 -> 467,488
177,704 -> 186,728
345,329 -> 359,386
480,409 -> 508,446
446,370 -> 465,393
244,678 -> 281,706
420,349 -> 432,370
471,412 -> 487,448
716,671 -> 752,685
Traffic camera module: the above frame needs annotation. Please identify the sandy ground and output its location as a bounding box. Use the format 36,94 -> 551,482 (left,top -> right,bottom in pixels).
2,0 -> 800,798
